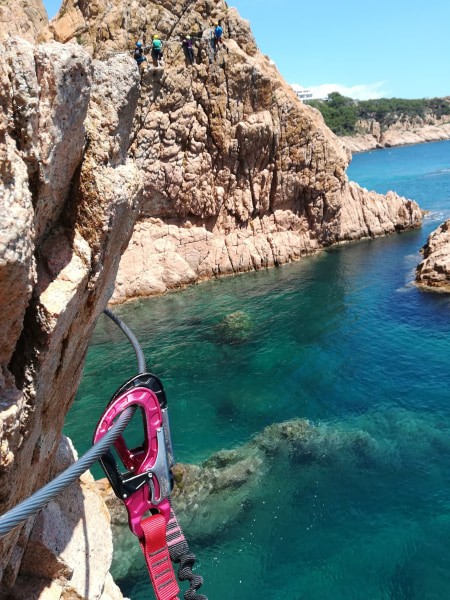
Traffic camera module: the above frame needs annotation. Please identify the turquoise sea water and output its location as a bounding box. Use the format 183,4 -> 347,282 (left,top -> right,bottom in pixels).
65,140 -> 450,599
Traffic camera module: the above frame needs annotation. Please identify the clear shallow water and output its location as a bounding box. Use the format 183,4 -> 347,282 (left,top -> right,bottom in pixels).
65,140 -> 450,599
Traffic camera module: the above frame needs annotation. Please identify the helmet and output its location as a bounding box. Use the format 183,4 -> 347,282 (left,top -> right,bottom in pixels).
186,35 -> 190,39
136,42 -> 142,47
154,34 -> 158,39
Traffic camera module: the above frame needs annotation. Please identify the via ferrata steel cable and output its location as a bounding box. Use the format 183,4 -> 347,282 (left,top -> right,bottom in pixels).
0,404 -> 136,537
0,308 -> 208,600
104,307 -> 146,372
0,308 -> 143,538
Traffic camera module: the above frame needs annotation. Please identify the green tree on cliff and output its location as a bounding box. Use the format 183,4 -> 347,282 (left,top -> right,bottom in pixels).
307,92 -> 358,135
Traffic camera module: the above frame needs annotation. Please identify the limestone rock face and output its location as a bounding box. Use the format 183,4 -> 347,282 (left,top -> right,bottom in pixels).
0,0 -> 48,44
0,38 -> 141,597
416,219 -> 450,290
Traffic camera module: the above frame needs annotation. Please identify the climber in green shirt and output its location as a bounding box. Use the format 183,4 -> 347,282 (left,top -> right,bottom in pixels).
152,35 -> 164,67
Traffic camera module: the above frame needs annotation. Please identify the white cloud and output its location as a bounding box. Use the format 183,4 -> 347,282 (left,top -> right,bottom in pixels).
291,82 -> 390,101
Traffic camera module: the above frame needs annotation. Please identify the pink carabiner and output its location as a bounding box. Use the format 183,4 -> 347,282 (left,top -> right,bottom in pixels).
93,387 -> 171,537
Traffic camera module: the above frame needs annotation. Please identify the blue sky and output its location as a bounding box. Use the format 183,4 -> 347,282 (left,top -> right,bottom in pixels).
43,0 -> 450,100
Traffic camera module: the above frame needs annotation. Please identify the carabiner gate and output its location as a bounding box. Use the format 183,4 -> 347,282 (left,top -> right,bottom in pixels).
93,373 -> 174,537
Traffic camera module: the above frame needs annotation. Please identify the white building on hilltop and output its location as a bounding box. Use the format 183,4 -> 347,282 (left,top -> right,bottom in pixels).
295,88 -> 314,102
291,84 -> 328,103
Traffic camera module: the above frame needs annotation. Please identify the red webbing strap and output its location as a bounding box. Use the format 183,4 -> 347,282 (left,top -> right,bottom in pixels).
139,514 -> 180,600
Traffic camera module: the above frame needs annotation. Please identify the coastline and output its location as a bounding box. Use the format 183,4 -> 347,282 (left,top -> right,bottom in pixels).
339,123 -> 450,154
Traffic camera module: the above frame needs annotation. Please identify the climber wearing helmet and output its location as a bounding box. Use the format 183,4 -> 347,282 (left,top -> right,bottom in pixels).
152,34 -> 164,67
213,21 -> 223,49
134,41 -> 147,69
182,34 -> 195,65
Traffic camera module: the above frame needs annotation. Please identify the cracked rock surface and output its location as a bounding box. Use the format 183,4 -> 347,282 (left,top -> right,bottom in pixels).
39,0 -> 422,303
0,36 -> 140,599
416,219 -> 450,290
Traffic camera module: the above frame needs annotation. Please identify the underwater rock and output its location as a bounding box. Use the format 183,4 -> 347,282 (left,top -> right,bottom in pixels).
96,403 -> 450,589
255,420 -> 381,467
215,310 -> 253,343
99,416 -> 386,545
169,451 -> 264,537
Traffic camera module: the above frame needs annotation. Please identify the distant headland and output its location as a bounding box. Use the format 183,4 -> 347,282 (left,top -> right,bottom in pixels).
304,93 -> 450,153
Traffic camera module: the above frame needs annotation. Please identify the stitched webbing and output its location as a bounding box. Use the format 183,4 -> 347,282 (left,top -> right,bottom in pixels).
139,514 -> 180,600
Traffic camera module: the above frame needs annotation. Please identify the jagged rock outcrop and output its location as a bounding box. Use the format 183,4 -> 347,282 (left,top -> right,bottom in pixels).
340,113 -> 450,153
0,0 -> 48,44
416,219 -> 450,290
112,177 -> 422,301
0,36 -> 141,598
39,0 -> 422,303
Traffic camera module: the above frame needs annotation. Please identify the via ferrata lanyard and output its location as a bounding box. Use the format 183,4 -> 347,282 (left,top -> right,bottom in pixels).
93,373 -> 179,600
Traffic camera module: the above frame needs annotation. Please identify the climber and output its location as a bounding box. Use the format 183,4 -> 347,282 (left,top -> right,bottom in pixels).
152,34 -> 164,67
134,41 -> 147,69
182,35 -> 195,65
213,21 -> 223,49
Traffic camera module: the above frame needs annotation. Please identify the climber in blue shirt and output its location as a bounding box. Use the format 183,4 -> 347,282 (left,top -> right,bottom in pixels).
213,22 -> 223,49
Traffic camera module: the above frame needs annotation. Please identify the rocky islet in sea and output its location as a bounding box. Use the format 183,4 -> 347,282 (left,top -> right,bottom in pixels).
416,218 -> 450,290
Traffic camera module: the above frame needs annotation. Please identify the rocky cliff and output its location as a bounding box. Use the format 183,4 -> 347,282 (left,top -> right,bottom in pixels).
416,219 -> 450,290
38,0 -> 422,302
0,0 -> 424,598
0,36 -> 141,598
0,0 -> 48,44
340,112 -> 450,154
